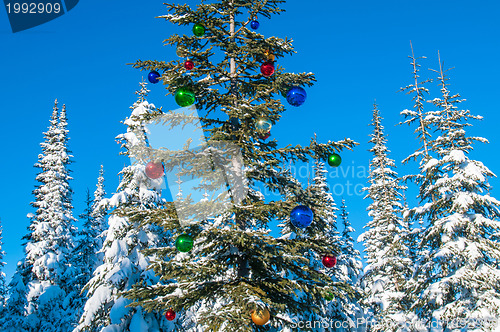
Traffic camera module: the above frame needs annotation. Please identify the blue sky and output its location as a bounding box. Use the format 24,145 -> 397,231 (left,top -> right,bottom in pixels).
1,0 -> 499,283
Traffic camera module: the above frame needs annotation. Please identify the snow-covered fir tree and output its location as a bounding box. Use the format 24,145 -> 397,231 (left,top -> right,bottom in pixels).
0,218 -> 7,314
336,199 -> 363,331
70,166 -> 108,329
399,43 -> 434,166
2,100 -> 77,332
75,83 -> 169,332
359,103 -> 411,331
1,263 -> 27,331
403,54 -> 500,331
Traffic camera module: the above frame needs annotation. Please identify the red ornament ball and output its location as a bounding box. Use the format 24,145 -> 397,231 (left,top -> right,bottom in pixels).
165,309 -> 176,321
260,131 -> 271,140
145,161 -> 164,179
322,255 -> 337,268
184,60 -> 194,70
260,61 -> 275,77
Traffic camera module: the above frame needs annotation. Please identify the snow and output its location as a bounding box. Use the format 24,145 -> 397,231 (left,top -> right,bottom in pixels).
160,13 -> 190,22
460,160 -> 485,182
129,308 -> 149,332
110,297 -> 133,325
423,158 -> 438,171
80,285 -> 112,326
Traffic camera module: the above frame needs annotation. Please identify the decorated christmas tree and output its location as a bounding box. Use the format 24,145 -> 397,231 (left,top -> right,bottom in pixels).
118,1 -> 358,331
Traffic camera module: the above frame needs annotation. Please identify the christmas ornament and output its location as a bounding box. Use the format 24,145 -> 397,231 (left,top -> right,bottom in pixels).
165,309 -> 176,321
324,291 -> 334,301
184,60 -> 194,70
290,205 -> 313,228
175,233 -> 194,252
251,308 -> 270,326
264,50 -> 275,62
327,153 -> 342,167
286,86 -> 307,107
176,46 -> 188,57
256,118 -> 272,132
148,71 -> 161,84
175,87 -> 196,107
145,161 -> 164,179
260,61 -> 275,77
322,255 -> 337,268
229,117 -> 240,130
193,23 -> 205,37
259,131 -> 271,140
250,20 -> 260,30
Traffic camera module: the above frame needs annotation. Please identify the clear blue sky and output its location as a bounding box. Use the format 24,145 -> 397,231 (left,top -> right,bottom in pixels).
1,0 -> 499,284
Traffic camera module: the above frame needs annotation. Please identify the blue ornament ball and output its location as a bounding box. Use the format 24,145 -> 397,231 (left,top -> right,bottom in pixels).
286,86 -> 307,107
250,20 -> 260,30
148,71 -> 161,84
290,205 -> 313,228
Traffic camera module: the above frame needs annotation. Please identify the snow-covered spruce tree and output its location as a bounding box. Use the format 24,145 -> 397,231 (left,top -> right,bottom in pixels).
359,103 -> 411,331
403,54 -> 500,331
2,101 -> 77,332
122,1 -> 358,331
70,167 -> 107,329
1,263 -> 28,331
0,218 -> 7,314
336,199 -> 363,331
75,83 -> 169,332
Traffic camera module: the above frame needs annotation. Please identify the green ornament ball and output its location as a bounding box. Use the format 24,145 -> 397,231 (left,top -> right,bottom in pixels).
324,291 -> 334,301
175,87 -> 196,107
175,234 -> 194,252
328,153 -> 342,167
193,23 -> 205,37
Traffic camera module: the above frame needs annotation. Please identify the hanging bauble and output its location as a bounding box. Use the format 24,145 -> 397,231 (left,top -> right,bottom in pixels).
259,131 -> 271,140
145,161 -> 164,179
290,205 -> 313,228
324,291 -> 334,301
286,86 -> 307,107
251,308 -> 270,326
165,309 -> 176,321
193,23 -> 205,37
322,255 -> 337,268
260,61 -> 275,77
327,153 -> 342,167
250,20 -> 260,30
176,46 -> 188,57
256,118 -> 272,132
264,50 -> 275,62
184,60 -> 194,70
175,233 -> 194,252
175,87 -> 196,107
148,71 -> 161,84
229,117 -> 240,131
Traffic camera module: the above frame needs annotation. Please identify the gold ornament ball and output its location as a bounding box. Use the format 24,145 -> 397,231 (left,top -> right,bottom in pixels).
251,308 -> 270,326
264,50 -> 275,61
